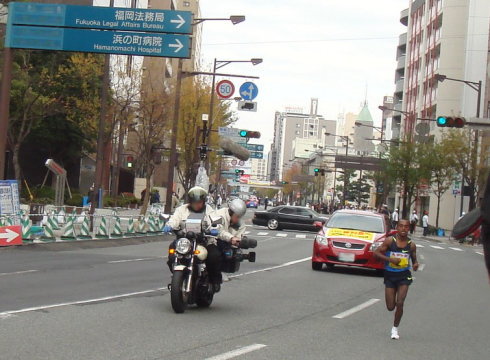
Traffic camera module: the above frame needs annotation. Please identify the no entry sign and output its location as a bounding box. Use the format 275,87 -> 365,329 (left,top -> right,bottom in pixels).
216,80 -> 235,99
0,226 -> 22,246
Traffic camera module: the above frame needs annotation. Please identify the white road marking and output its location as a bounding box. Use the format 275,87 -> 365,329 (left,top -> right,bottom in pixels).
418,263 -> 426,271
276,233 -> 288,237
449,247 -> 463,252
295,234 -> 307,239
244,231 -> 251,235
257,232 -> 269,236
430,245 -> 444,249
476,251 -> 484,256
416,244 -> 424,248
0,257 -> 310,318
229,257 -> 311,279
333,298 -> 380,319
107,258 -> 158,264
0,270 -> 38,277
0,287 -> 167,318
205,344 -> 267,360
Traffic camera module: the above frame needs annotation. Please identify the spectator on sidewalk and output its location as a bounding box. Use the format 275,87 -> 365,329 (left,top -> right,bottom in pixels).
392,208 -> 399,229
422,211 -> 429,236
409,210 -> 418,234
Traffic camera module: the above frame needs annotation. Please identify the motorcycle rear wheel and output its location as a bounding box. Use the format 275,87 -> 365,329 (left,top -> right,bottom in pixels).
196,287 -> 214,308
171,271 -> 188,313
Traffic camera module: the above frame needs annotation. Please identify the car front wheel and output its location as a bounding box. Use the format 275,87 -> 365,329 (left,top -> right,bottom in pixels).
312,262 -> 323,271
267,218 -> 279,230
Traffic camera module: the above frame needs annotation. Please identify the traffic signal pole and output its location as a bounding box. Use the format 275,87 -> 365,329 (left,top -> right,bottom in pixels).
0,46 -> 12,180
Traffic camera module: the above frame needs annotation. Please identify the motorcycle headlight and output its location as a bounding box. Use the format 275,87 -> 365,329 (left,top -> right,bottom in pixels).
316,235 -> 328,245
370,241 -> 382,251
175,238 -> 192,255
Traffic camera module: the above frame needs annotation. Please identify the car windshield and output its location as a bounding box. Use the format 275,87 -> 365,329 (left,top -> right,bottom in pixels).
326,213 -> 384,233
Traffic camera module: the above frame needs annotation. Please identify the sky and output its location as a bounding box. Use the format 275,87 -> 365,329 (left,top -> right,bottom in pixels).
199,0 -> 409,146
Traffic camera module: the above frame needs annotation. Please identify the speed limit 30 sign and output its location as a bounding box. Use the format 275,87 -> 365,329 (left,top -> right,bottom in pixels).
216,80 -> 235,99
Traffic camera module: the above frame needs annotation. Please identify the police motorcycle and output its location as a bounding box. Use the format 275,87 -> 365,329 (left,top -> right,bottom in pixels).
169,212 -> 257,314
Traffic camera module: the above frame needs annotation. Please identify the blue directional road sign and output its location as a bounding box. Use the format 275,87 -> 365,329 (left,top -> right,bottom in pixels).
6,26 -> 190,58
250,151 -> 264,159
239,82 -> 259,101
244,144 -> 264,152
8,2 -> 193,34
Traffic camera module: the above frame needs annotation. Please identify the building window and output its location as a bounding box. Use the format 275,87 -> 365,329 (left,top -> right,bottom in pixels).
295,131 -> 300,135
296,123 -> 301,128
183,1 -> 191,6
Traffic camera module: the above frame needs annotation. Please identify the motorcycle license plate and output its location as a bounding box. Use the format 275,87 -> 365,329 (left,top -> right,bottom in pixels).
338,253 -> 355,262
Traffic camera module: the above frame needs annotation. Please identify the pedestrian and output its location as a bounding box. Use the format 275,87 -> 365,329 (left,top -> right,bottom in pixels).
374,219 -> 419,340
422,211 -> 429,236
409,210 -> 418,234
264,197 -> 269,210
171,192 -> 179,213
216,194 -> 223,209
392,208 -> 399,229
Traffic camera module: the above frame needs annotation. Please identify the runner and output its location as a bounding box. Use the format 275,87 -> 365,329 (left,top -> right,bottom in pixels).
374,219 -> 419,340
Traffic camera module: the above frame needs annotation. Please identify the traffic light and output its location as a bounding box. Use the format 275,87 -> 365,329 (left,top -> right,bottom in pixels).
436,116 -> 466,128
234,169 -> 245,175
314,168 -> 326,176
281,181 -> 289,185
126,155 -> 134,168
238,130 -> 261,139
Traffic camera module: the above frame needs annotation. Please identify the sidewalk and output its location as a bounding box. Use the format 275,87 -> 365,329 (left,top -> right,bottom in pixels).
410,226 -> 482,248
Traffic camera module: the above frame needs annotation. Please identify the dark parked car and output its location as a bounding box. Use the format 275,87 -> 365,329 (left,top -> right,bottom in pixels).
252,206 -> 327,231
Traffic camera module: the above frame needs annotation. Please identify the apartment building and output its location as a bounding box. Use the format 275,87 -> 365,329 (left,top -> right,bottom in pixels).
396,0 -> 490,228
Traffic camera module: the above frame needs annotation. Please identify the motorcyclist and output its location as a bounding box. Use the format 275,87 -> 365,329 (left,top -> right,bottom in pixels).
211,198 -> 247,246
164,186 -> 222,292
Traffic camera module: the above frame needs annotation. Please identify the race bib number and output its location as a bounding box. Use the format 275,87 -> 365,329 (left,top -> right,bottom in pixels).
389,252 -> 410,269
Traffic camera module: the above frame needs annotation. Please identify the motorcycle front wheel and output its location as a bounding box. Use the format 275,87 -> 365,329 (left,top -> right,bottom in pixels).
171,271 -> 188,313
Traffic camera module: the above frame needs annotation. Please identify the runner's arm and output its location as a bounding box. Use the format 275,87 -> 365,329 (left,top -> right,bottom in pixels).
374,238 -> 401,264
410,242 -> 419,271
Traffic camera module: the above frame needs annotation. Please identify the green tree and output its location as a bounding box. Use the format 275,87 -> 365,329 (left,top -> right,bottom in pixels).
352,176 -> 372,206
336,169 -> 356,204
385,141 -> 423,218
176,77 -> 236,193
419,140 -> 457,228
441,129 -> 488,211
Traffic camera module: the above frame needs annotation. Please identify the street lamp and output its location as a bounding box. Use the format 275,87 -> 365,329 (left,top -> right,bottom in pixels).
325,133 -> 351,206
164,16 -> 247,214
435,73 -> 483,213
207,57 -> 263,149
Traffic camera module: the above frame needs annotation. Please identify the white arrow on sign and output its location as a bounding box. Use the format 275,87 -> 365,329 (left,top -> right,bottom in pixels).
169,38 -> 184,53
0,229 -> 18,243
170,14 -> 186,29
241,83 -> 255,99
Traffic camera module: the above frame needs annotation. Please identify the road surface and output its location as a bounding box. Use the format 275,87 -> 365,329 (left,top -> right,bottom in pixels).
0,213 -> 488,359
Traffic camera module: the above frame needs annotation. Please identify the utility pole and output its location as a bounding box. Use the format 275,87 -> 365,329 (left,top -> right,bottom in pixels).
0,46 -> 12,180
90,0 -> 114,222
164,58 -> 183,215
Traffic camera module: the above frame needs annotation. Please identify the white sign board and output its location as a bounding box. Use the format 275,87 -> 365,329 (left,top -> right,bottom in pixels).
0,180 -> 21,216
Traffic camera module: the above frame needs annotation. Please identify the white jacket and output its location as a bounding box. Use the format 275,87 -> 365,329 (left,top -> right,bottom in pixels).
167,203 -> 215,230
209,207 -> 246,243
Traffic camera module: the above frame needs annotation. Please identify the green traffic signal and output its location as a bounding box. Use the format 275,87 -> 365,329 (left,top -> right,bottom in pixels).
436,116 -> 447,127
436,116 -> 466,128
239,130 -> 248,137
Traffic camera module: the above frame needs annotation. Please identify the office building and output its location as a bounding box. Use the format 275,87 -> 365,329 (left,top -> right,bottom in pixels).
269,99 -> 336,182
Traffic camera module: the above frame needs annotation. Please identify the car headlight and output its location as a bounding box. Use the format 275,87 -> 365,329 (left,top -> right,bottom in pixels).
316,235 -> 328,245
175,238 -> 192,255
370,241 -> 382,251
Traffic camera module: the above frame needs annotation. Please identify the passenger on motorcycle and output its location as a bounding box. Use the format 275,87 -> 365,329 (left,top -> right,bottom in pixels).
164,186 -> 223,292
211,198 -> 247,247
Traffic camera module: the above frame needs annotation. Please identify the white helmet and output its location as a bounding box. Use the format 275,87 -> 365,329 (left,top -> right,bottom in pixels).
188,186 -> 208,203
229,198 -> 247,217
